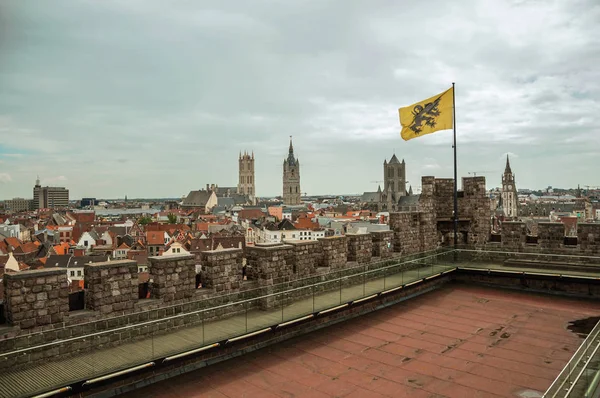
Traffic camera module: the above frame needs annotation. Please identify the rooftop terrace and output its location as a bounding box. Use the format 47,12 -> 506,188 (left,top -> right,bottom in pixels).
127,284 -> 600,398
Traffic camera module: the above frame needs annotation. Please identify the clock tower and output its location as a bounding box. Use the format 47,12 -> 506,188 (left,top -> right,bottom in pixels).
501,155 -> 519,218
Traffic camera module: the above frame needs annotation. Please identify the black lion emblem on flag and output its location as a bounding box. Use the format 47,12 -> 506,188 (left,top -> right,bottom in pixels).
409,96 -> 442,134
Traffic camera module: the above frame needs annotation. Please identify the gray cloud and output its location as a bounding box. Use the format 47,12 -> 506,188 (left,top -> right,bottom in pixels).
0,0 -> 599,199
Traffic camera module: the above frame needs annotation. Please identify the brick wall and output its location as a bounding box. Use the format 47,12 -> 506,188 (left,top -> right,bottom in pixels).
3,269 -> 69,330
346,233 -> 372,264
148,254 -> 196,302
85,260 -> 139,315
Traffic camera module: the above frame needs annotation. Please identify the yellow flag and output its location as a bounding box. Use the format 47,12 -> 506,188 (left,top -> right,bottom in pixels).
399,87 -> 454,141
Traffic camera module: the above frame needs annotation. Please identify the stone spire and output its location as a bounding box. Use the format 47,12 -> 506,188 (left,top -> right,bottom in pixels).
504,154 -> 512,174
286,136 -> 297,166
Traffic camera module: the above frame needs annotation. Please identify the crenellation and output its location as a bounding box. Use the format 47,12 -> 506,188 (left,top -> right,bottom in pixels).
346,233 -> 373,264
200,248 -> 243,292
578,223 -> 600,254
501,221 -> 527,250
538,222 -> 565,250
283,240 -> 322,277
84,260 -> 138,315
148,254 -> 196,302
370,230 -> 394,258
3,268 -> 69,330
319,236 -> 348,269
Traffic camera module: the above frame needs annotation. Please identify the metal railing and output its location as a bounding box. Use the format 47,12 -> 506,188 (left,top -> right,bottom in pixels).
544,319 -> 600,398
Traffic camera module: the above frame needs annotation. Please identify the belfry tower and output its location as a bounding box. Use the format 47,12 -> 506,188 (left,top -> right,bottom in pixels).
238,150 -> 255,198
283,137 -> 301,205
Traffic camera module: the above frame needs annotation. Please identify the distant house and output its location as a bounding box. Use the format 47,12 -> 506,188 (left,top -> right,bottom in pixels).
68,255 -> 110,281
146,231 -> 164,256
113,242 -> 130,260
163,241 -> 190,256
46,254 -> 109,281
77,231 -> 99,250
181,190 -> 218,213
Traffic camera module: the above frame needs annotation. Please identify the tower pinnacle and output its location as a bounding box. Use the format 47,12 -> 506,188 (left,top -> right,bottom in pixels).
505,154 -> 512,174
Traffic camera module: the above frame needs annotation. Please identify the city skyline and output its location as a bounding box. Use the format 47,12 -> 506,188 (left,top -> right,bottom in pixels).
1,1 -> 599,199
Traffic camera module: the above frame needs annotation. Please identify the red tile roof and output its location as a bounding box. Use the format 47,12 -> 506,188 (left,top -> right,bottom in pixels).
146,231 -> 164,246
53,242 -> 71,255
237,209 -> 266,220
4,237 -> 21,250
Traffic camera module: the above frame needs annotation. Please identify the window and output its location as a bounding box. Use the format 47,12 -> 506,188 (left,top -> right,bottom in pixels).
296,187 -> 298,193
84,241 -> 88,247
77,270 -> 81,276
70,271 -> 75,277
290,187 -> 292,193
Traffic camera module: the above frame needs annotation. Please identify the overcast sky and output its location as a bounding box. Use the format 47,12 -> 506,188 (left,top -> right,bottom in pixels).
1,0 -> 599,200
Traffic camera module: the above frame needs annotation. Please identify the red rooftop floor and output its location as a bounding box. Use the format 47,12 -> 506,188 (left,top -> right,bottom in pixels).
126,284 -> 600,398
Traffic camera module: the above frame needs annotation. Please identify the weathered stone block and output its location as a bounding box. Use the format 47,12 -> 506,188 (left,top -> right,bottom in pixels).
3,268 -> 69,329
85,260 -> 138,314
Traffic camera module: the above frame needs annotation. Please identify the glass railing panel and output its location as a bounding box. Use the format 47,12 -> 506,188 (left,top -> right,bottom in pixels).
203,301 -> 246,344
313,280 -> 342,312
282,286 -> 314,322
340,272 -> 365,303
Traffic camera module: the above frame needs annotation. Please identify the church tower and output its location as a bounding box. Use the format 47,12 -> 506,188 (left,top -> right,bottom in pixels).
501,155 -> 519,218
238,150 -> 255,198
283,137 -> 301,205
383,154 -> 406,210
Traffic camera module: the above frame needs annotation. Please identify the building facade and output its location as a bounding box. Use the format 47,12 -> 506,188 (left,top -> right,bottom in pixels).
283,137 -> 301,205
237,151 -> 255,197
501,155 -> 519,218
5,198 -> 33,213
33,177 -> 69,209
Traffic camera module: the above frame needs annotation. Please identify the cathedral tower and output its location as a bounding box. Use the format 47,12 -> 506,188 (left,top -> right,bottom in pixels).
283,137 -> 301,205
238,150 -> 255,198
383,154 -> 406,209
501,155 -> 519,218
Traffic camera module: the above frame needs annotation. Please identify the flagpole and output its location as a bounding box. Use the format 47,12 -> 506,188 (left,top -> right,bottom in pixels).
452,82 -> 458,250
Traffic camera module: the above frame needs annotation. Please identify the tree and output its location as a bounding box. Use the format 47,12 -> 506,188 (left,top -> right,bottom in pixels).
138,216 -> 152,225
167,213 -> 178,224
